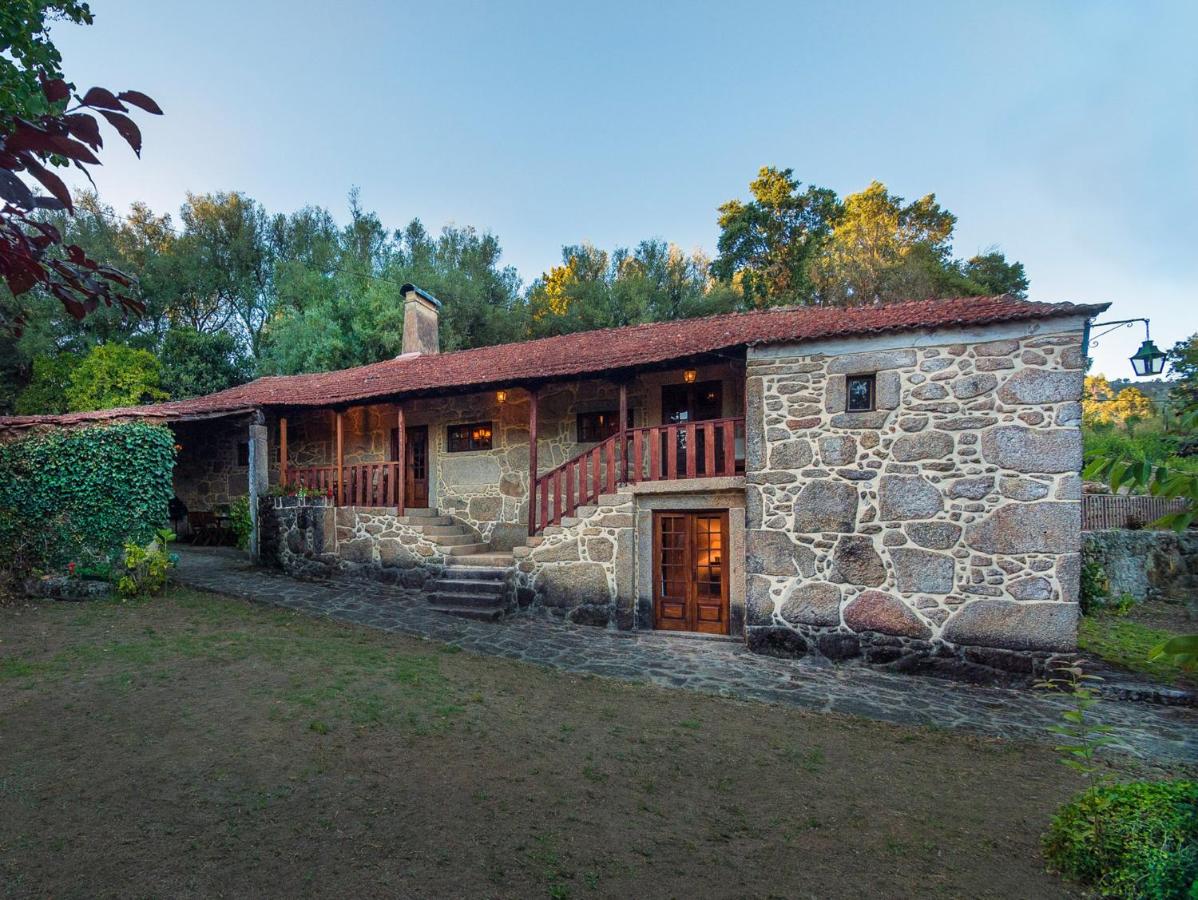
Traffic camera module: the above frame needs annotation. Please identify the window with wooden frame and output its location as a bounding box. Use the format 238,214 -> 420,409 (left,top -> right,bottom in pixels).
447,421 -> 493,452
575,408 -> 634,443
845,374 -> 876,412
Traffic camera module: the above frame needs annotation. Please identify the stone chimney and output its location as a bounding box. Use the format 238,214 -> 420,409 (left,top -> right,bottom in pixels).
400,283 -> 441,356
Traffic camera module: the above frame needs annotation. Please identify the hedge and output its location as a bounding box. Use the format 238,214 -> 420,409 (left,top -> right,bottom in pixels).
0,422 -> 175,573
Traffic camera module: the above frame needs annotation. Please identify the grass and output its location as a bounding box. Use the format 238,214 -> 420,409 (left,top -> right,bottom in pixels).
0,585 -> 1185,898
1079,602 -> 1195,687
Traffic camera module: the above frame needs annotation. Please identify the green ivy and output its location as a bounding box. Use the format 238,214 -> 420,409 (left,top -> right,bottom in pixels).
0,422 -> 175,574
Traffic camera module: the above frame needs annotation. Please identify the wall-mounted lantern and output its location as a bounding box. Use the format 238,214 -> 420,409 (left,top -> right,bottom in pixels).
1083,317 -> 1168,378
496,389 -> 508,404
682,369 -> 698,384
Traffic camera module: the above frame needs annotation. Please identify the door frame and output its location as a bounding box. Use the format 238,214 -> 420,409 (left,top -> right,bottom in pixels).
652,509 -> 730,635
390,424 -> 430,509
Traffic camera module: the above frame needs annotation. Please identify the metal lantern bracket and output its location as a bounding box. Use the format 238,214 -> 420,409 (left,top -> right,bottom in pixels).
1081,317 -> 1168,377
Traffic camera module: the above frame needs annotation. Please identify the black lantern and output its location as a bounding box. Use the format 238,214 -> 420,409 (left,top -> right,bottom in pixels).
1129,339 -> 1167,377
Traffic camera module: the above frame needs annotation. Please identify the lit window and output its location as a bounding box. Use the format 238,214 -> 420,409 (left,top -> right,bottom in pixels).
448,422 -> 493,452
846,375 -> 875,412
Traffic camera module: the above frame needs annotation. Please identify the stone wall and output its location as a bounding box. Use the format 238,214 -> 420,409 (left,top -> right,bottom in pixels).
269,497 -> 447,588
172,416 -> 250,513
1084,529 -> 1198,605
744,320 -> 1088,674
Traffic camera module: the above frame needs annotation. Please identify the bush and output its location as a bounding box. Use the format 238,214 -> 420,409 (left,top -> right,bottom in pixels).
1043,780 -> 1198,898
0,422 -> 175,576
116,529 -> 176,597
229,495 -> 252,550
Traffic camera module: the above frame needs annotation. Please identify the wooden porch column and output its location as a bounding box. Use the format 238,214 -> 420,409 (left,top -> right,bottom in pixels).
528,387 -> 539,537
618,381 -> 628,484
335,410 -> 344,507
396,404 -> 406,516
279,416 -> 288,487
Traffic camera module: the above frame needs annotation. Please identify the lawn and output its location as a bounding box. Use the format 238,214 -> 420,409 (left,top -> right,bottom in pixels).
1079,600 -> 1197,688
0,587 -> 1156,899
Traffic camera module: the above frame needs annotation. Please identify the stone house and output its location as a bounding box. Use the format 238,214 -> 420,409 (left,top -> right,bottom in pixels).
0,288 -> 1108,676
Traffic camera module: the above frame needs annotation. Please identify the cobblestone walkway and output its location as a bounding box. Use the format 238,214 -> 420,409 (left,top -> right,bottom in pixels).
174,548 -> 1197,764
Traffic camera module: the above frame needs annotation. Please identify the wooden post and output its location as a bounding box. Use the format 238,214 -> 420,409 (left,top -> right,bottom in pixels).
396,404 -> 406,516
617,380 -> 628,485
528,387 -> 539,537
335,410 -> 344,507
279,416 -> 288,488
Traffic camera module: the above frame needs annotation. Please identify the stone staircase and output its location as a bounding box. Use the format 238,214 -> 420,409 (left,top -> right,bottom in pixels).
400,507 -> 515,621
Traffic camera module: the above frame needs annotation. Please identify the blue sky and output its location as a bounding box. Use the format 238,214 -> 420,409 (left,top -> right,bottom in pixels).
52,0 -> 1195,378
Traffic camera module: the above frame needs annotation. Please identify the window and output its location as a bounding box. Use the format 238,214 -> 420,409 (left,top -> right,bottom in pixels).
846,374 -> 876,412
662,380 -> 722,424
236,441 -> 250,466
576,409 -> 634,443
447,421 -> 493,452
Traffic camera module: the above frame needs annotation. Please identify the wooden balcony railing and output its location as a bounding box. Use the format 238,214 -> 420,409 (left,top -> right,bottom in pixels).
530,416 -> 745,534
287,461 -> 403,507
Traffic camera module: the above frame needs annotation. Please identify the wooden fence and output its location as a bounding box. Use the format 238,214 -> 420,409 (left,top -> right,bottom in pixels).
1082,494 -> 1191,531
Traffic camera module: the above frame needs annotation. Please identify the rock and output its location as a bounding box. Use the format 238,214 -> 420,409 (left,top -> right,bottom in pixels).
535,562 -> 611,609
770,439 -> 813,470
997,369 -> 1084,405
746,575 -> 776,626
939,416 -> 998,430
747,529 -> 815,576
823,375 -> 846,414
499,474 -> 524,497
827,349 -> 917,374
999,476 -> 1050,501
911,383 -> 948,400
879,475 -> 942,520
952,373 -> 998,399
890,547 -> 956,593
975,357 -> 1014,371
794,480 -> 858,533
898,415 -> 929,433
876,371 -> 901,409
819,434 -> 857,466
1055,402 -> 1083,426
440,454 -> 502,485
981,426 -> 1082,474
830,411 -> 892,429
1057,552 -> 1081,604
905,521 -> 962,550
948,476 -> 993,500
843,590 -> 931,638
570,605 -> 610,627
468,495 -> 502,521
746,376 -> 765,469
830,535 -> 887,586
532,540 -> 580,563
586,537 -> 614,562
746,627 -> 808,657
340,538 -> 374,563
941,600 -> 1077,651
779,581 -> 842,626
1007,575 -> 1052,601
817,632 -> 861,660
965,502 -> 1080,554
893,431 -> 954,462
974,339 -> 1020,356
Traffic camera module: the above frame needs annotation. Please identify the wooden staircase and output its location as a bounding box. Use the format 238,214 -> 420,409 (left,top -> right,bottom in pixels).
401,508 -> 514,621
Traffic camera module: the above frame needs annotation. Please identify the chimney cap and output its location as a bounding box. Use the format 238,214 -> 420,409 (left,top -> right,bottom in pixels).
400,283 -> 443,309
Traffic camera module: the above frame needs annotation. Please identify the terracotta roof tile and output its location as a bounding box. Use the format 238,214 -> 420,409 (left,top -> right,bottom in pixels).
0,295 -> 1106,430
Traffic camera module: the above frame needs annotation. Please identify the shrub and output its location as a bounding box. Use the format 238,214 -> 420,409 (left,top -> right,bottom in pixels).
1080,549 -> 1110,615
0,422 -> 175,576
229,495 -> 253,550
116,529 -> 176,598
1043,780 -> 1198,898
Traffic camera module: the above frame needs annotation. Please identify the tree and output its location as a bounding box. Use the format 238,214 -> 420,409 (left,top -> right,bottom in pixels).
13,350 -> 77,414
1,2 -> 161,333
63,343 -> 166,411
959,250 -> 1028,298
810,181 -> 958,305
711,167 -> 840,308
1166,334 -> 1197,419
159,327 -> 251,398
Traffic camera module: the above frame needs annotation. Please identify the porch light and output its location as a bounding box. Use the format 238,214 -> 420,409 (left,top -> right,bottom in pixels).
683,369 -> 698,384
1129,339 -> 1166,377
496,389 -> 508,404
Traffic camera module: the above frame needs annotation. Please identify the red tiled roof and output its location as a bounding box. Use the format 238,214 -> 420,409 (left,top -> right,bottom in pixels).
0,295 -> 1106,430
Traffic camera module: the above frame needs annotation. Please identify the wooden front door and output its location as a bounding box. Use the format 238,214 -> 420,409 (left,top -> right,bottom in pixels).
653,511 -> 729,634
390,425 -> 429,508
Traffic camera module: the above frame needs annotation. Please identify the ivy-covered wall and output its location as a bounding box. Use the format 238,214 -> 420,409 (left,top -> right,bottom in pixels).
0,423 -> 175,572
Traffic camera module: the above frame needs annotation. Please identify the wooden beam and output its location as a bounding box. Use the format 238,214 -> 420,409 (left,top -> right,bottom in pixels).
618,381 -> 628,485
279,416 -> 288,487
335,410 -> 344,507
528,387 -> 539,537
396,405 -> 407,516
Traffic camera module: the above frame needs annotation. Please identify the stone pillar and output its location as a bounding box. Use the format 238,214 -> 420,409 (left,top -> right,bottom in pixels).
247,413 -> 269,561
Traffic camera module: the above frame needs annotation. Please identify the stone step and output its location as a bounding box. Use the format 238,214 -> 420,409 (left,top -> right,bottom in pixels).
442,564 -> 509,581
404,507 -> 441,518
451,552 -> 514,567
433,578 -> 505,596
445,542 -> 493,557
428,533 -> 480,547
430,590 -> 505,609
396,514 -> 453,527
415,523 -> 471,536
428,603 -> 503,622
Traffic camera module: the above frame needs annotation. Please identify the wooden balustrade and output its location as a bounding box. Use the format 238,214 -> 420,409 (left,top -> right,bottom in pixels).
529,416 -> 745,534
286,461 -> 403,507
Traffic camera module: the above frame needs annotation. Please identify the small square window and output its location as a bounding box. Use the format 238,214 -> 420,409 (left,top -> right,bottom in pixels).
447,421 -> 493,452
846,375 -> 875,412
236,441 -> 250,466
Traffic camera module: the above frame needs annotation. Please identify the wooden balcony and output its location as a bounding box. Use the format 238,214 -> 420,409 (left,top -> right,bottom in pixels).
287,461 -> 403,507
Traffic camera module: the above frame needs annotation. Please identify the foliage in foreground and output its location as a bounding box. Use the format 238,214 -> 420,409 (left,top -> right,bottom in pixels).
1043,780 -> 1198,899
0,422 -> 174,574
115,528 -> 175,597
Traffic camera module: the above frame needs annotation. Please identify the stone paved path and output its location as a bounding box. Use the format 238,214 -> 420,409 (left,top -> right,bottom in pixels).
174,548 -> 1197,764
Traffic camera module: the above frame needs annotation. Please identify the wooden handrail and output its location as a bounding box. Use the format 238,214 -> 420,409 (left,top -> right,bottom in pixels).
529,416 -> 746,535
287,461 -> 403,507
